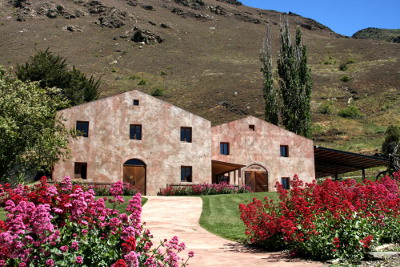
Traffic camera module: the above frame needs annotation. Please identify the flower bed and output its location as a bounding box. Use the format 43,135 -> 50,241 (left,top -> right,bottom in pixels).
158,182 -> 252,196
239,172 -> 400,262
0,177 -> 193,266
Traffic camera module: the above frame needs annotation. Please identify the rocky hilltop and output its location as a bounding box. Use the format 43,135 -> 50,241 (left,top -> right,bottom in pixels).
0,0 -> 399,153
353,27 -> 400,43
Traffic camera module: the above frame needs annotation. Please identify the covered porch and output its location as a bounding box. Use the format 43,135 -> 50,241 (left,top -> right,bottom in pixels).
314,146 -> 390,179
211,160 -> 245,186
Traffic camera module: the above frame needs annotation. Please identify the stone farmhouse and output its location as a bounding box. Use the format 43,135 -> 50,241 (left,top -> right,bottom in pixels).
52,90 -> 315,195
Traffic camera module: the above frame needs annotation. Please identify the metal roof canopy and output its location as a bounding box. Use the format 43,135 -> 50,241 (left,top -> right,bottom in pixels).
314,146 -> 389,178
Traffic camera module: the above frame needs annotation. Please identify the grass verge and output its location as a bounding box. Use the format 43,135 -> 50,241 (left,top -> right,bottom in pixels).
199,192 -> 279,242
0,196 -> 148,221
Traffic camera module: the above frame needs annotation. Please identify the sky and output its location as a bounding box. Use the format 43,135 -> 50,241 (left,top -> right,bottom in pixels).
240,0 -> 400,36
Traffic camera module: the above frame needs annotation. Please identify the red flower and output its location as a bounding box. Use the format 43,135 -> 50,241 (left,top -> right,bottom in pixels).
122,236 -> 137,252
360,235 -> 373,248
111,259 -> 127,267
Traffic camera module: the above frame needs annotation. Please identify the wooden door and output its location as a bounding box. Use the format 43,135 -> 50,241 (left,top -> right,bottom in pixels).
245,172 -> 256,192
123,165 -> 146,194
245,171 -> 268,192
255,172 -> 268,192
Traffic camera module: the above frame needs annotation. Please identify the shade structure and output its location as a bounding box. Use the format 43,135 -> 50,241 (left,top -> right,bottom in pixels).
314,146 -> 389,178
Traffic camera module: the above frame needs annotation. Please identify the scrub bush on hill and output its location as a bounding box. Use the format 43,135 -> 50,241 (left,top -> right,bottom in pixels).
0,177 -> 194,266
239,172 -> 400,262
158,182 -> 252,196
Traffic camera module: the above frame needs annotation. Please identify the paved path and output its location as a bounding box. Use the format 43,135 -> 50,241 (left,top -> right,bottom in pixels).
141,196 -> 323,267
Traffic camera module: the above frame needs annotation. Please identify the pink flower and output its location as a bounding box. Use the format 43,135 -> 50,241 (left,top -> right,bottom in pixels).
71,241 -> 79,250
59,245 -> 69,252
188,251 -> 195,258
75,256 -> 83,264
45,259 -> 55,266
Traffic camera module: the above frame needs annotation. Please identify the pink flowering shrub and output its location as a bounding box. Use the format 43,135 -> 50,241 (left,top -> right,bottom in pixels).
159,182 -> 252,196
0,177 -> 193,266
239,173 -> 400,262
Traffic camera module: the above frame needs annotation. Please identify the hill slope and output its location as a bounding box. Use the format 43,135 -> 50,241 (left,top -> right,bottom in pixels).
0,0 -> 399,154
353,27 -> 400,43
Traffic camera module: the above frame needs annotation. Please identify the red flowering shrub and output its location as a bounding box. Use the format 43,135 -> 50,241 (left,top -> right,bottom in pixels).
239,173 -> 400,262
159,182 -> 252,196
0,177 -> 193,266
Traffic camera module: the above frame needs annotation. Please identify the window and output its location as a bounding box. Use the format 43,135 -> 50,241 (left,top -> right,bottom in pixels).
281,177 -> 290,189
74,162 -> 87,179
181,166 -> 192,182
249,124 -> 255,131
220,142 -> 230,155
130,124 -> 142,140
76,121 -> 89,137
133,99 -> 139,106
280,145 -> 289,157
180,127 -> 192,143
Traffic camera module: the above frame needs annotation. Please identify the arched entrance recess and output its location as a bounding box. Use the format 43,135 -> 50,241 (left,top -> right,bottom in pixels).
244,164 -> 268,192
123,159 -> 146,194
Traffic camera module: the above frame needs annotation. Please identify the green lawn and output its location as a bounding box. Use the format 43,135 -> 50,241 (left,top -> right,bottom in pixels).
0,196 -> 148,222
0,210 -> 6,221
199,192 -> 279,242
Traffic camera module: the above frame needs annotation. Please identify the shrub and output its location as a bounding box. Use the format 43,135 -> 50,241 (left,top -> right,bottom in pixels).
339,63 -> 348,71
239,173 -> 400,262
0,177 -> 193,266
318,102 -> 333,114
138,79 -> 146,85
338,105 -> 363,119
158,182 -> 252,196
340,75 -> 352,82
151,88 -> 164,96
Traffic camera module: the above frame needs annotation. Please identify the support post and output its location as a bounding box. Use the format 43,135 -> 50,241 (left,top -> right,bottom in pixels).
334,173 -> 339,180
362,168 -> 366,181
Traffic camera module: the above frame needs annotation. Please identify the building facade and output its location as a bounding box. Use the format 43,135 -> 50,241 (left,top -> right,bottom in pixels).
52,90 -> 212,195
53,90 -> 315,195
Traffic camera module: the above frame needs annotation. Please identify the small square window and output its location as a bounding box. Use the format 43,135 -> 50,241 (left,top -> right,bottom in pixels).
280,145 -> 289,157
76,121 -> 89,137
180,127 -> 192,143
130,124 -> 142,140
181,166 -> 192,182
249,124 -> 255,131
281,177 -> 290,189
74,162 -> 87,179
220,142 -> 230,155
133,99 -> 139,106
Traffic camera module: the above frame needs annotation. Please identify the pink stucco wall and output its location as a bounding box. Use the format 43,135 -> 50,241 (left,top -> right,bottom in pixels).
53,90 -> 212,195
211,116 -> 315,191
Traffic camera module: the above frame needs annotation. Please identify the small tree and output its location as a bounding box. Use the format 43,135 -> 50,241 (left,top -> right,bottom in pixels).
16,49 -> 100,107
382,125 -> 400,156
0,66 -> 70,181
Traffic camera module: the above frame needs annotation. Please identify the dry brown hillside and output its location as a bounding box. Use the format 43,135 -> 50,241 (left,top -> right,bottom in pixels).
0,0 -> 399,154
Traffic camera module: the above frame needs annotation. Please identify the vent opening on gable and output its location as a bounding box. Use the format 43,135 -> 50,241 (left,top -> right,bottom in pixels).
133,99 -> 139,106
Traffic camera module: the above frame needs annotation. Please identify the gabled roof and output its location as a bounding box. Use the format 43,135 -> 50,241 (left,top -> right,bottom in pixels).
212,116 -> 312,141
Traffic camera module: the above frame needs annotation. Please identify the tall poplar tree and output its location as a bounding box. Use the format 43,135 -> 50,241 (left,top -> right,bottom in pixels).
260,24 -> 280,125
260,19 -> 313,137
277,20 -> 312,137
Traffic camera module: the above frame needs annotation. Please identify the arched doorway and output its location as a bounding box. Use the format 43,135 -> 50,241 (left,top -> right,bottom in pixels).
123,159 -> 146,194
244,164 -> 268,192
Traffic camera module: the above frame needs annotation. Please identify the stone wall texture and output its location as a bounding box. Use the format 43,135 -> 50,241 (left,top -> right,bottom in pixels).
52,90 -> 212,195
211,116 -> 315,191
